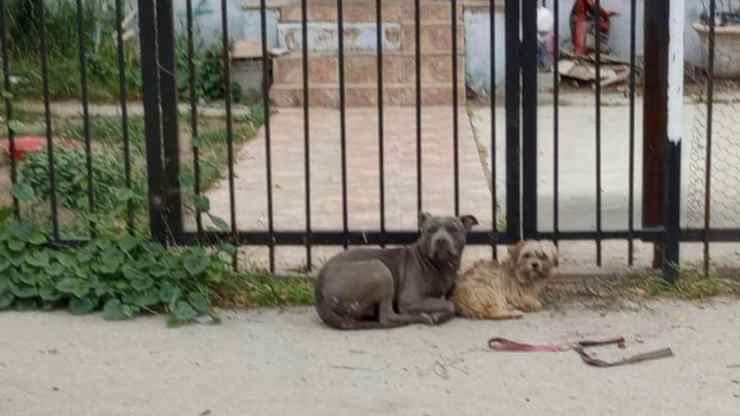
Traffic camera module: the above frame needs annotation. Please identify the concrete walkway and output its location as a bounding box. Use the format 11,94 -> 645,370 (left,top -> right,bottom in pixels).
3,300 -> 740,415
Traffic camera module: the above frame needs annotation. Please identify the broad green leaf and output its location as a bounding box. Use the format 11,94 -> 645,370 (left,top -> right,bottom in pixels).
69,297 -> 97,315
56,278 -> 89,298
193,195 -> 210,212
219,243 -> 237,255
55,278 -> 77,294
45,263 -> 65,277
0,291 -> 13,309
0,206 -> 14,224
7,239 -> 26,252
0,258 -> 9,273
28,231 -> 47,245
7,222 -> 32,239
118,235 -> 140,253
122,265 -> 145,281
9,282 -> 37,298
7,120 -> 24,133
183,254 -> 210,276
18,272 -> 39,285
171,300 -> 197,322
207,214 -> 229,231
113,188 -> 139,202
102,299 -> 125,320
131,276 -> 154,292
12,183 -> 35,202
187,292 -> 209,314
134,291 -> 160,308
26,251 -> 50,268
53,252 -> 74,267
39,287 -> 63,302
0,275 -> 8,293
77,250 -> 94,264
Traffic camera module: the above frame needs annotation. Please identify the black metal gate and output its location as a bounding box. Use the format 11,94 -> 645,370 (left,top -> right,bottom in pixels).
6,0 -> 735,279
139,0 -> 525,273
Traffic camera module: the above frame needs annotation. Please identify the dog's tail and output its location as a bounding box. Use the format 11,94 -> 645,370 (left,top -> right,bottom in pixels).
314,285 -> 385,331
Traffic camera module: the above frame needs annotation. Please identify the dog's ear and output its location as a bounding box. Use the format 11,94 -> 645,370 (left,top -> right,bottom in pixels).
458,215 -> 479,232
507,241 -> 526,266
544,241 -> 559,267
418,211 -> 433,229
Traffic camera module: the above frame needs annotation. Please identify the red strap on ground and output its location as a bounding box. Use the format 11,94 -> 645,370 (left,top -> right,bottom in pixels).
488,336 -> 675,368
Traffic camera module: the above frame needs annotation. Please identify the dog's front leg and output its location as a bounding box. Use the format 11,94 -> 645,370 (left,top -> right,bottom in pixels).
400,298 -> 456,325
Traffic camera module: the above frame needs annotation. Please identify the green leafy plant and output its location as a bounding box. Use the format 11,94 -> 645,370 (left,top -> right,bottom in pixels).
0,219 -> 230,325
18,147 -> 146,213
175,33 -> 243,103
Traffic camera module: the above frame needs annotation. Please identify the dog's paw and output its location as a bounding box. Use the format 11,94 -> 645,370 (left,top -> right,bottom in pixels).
511,310 -> 525,319
420,313 -> 437,325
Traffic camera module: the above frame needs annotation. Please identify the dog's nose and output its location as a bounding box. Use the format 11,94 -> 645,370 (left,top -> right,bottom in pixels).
532,261 -> 540,270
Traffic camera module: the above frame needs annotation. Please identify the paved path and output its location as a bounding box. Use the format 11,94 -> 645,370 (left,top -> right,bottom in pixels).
202,106 -> 494,271
198,94 -> 740,272
3,300 -> 740,415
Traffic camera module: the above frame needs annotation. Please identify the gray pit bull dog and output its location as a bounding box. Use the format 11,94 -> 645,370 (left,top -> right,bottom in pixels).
314,212 -> 479,330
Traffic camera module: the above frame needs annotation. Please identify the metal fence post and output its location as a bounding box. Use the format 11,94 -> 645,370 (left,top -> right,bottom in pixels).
642,0 -> 669,269
137,0 -> 167,244
521,0 -> 538,240
505,0 -> 521,241
663,0 -> 685,282
157,0 -> 184,240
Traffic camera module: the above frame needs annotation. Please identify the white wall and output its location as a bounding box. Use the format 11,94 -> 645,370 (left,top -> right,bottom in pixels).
171,0 -> 280,48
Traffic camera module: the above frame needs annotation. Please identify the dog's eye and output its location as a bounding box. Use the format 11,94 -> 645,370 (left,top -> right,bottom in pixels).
445,224 -> 458,234
522,253 -> 532,259
427,226 -> 439,234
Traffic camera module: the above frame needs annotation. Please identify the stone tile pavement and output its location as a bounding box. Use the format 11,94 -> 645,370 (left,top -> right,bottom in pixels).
200,106 -> 495,272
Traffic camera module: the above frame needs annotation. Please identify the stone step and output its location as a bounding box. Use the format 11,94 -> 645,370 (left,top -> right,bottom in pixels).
277,21 -> 464,54
276,0 -> 464,24
270,82 -> 466,107
273,51 -> 465,84
400,22 -> 465,53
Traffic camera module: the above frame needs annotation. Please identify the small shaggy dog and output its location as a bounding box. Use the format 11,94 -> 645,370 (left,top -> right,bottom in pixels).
452,241 -> 559,320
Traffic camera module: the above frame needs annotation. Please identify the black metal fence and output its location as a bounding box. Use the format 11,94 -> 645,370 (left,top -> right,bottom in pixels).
1,0 -> 737,279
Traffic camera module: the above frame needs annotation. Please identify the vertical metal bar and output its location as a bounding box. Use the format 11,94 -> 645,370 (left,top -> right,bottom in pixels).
553,0 -> 560,246
642,0 -> 669,269
115,0 -> 133,234
415,0 -> 422,218
594,0 -> 603,266
260,0 -> 275,272
221,0 -> 238,269
337,0 -> 349,248
505,0 -> 521,240
663,0 -> 685,282
0,0 -> 18,218
452,0 -> 460,217
137,0 -> 167,243
186,0 -> 203,236
376,0 -> 386,246
489,0 -> 497,259
157,0 -> 183,241
77,0 -> 95,236
704,0 -> 716,276
627,0 -> 637,266
302,0 -> 312,269
39,0 -> 59,240
522,0 -> 538,239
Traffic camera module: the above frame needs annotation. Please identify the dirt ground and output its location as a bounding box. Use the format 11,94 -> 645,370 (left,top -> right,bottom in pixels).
3,294 -> 740,416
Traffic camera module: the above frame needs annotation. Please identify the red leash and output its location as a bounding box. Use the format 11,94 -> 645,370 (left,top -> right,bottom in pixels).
488,336 -> 674,368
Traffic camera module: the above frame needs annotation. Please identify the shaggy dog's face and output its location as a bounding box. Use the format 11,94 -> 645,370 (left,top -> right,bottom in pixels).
508,241 -> 559,285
